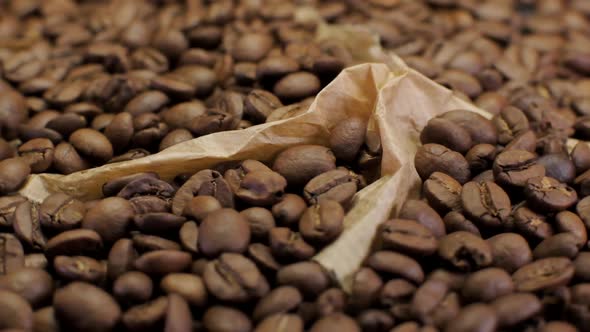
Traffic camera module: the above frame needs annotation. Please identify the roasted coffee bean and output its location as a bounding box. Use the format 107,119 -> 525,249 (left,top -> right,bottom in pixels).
555,210 -> 587,247
115,176 -> 175,200
203,253 -> 269,303
104,112 -> 134,151
113,271 -> 153,305
272,194 -> 307,227
299,200 -> 344,244
69,128 -> 114,163
398,200 -> 446,238
366,251 -> 424,284
53,142 -> 90,174
0,289 -> 33,331
444,303 -> 497,332
161,273 -> 207,308
277,261 -> 331,298
0,158 -> 30,195
133,213 -> 186,233
248,243 -> 282,273
159,128 -> 193,151
572,142 -> 590,174
420,117 -> 473,153
199,208 -> 250,257
533,233 -> 580,259
303,168 -> 360,206
13,201 -> 46,250
443,211 -> 481,236
537,154 -> 576,184
513,206 -> 555,241
182,195 -> 222,221
461,180 -> 511,229
240,208 -> 275,240
122,296 -> 168,331
255,313 -> 304,332
132,233 -> 181,252
129,195 -> 169,214
423,172 -> 462,213
172,170 -> 234,215
486,233 -> 532,273
349,267 -> 383,311
438,231 -> 493,272
540,321 -> 578,332
513,257 -> 575,292
33,306 -> 60,332
17,138 -> 54,173
53,255 -> 106,284
524,176 -> 578,212
465,144 -> 497,174
244,89 -> 283,123
164,293 -> 192,332
82,197 -> 135,243
379,219 -> 438,256
269,227 -> 316,261
46,229 -> 103,258
0,267 -> 53,308
134,250 -> 191,276
410,279 -> 448,324
493,150 -> 546,187
107,238 -> 137,281
414,144 -> 471,184
493,106 -> 530,145
203,306 -> 252,332
256,56 -> 300,83
53,282 -> 121,332
329,117 -> 368,162
439,110 -> 497,145
491,292 -> 542,328
39,193 -> 86,231
309,313 -> 361,332
273,145 -> 337,187
273,72 -> 321,101
227,170 -> 287,206
0,195 -> 24,227
462,267 -> 514,302
316,288 -> 347,317
253,286 -> 302,322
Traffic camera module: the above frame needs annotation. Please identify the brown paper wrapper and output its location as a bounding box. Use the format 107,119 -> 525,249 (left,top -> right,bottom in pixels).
17,22 -> 584,291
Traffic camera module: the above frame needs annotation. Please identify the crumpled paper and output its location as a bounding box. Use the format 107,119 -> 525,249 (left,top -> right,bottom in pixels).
18,22 -> 578,291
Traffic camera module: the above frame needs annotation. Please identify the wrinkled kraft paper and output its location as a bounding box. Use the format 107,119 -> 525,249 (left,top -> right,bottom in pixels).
18,23 -> 580,291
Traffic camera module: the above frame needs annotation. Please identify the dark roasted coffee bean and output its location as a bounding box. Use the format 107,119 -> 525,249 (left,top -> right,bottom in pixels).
53,255 -> 105,284
53,282 -> 121,332
423,172 -> 462,213
244,89 -> 283,123
572,142 -> 590,174
0,289 -> 33,331
113,271 -> 153,305
443,211 -> 481,237
486,233 -> 532,273
513,257 -> 574,292
272,194 -> 307,227
493,106 -> 530,145
273,145 -> 336,187
356,309 -> 394,332
53,142 -> 90,174
461,180 -> 511,229
13,201 -> 46,250
540,321 -> 578,332
122,296 -> 168,331
420,117 -> 472,153
0,158 -> 30,195
104,112 -> 134,152
199,208 -> 250,257
69,128 -> 113,163
465,144 -> 497,174
537,154 -> 576,184
133,213 -> 186,233
524,176 -> 577,212
309,313 -> 361,332
277,261 -> 331,298
46,113 -> 87,138
164,293 -> 192,332
172,170 -> 234,215
203,253 -> 269,303
399,200 -> 446,238
182,195 -> 221,222
82,197 -> 134,243
349,267 -> 383,311
299,200 -> 344,244
555,210 -> 587,246
366,251 -> 424,284
39,193 -> 86,231
161,273 -> 207,308
491,292 -> 542,328
533,233 -> 580,259
462,267 -> 514,302
203,306 -> 252,332
513,206 -> 554,241
575,252 -> 590,281
46,229 -> 103,258
316,288 -> 347,317
159,128 -> 193,151
253,286 -> 302,322
444,303 -> 497,332
379,219 -> 438,256
226,170 -> 287,206
231,33 -> 273,62
438,231 -> 493,272
116,177 -> 175,200
248,243 -> 282,273
240,208 -> 275,240
440,110 -> 497,145
0,233 -> 24,275
24,253 -> 47,269
329,117 -> 368,162
129,195 -> 169,214
303,168 -> 360,206
107,238 -> 137,281
17,138 -> 54,173
256,56 -> 300,83
0,267 -> 53,308
33,306 -> 60,332
273,72 -> 321,101
124,90 -> 169,116
493,150 -> 546,187
379,277 -> 416,307
255,313 -> 304,332
269,227 -> 316,261
414,144 -> 470,184
133,233 -> 181,252
134,250 -> 191,276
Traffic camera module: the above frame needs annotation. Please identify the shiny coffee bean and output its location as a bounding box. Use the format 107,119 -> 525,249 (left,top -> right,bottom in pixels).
513,257 -> 575,292
524,176 -> 578,212
366,251 -> 424,284
273,145 -> 336,187
420,117 -> 473,153
414,144 -> 470,184
379,219 -> 438,256
39,193 -> 86,231
13,201 -> 46,250
113,271 -> 153,305
423,172 -> 462,214
486,233 -> 532,273
461,180 -> 511,229
462,267 -> 514,302
398,200 -> 446,238
199,208 -> 250,257
0,158 -> 30,195
438,231 -> 493,272
493,150 -> 546,187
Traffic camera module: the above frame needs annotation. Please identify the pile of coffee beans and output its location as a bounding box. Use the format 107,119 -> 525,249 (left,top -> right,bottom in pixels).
328,109 -> 589,331
0,0 -> 353,174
